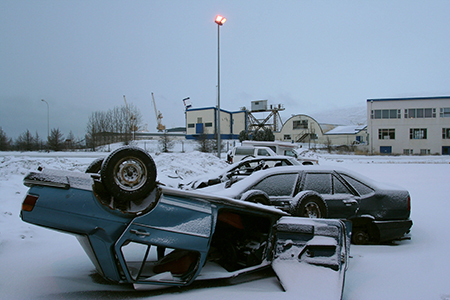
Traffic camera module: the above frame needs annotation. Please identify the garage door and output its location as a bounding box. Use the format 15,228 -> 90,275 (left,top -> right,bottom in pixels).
380,146 -> 392,154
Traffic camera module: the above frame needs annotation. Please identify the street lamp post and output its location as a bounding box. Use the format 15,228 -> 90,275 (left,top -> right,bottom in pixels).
41,99 -> 49,152
215,15 -> 226,158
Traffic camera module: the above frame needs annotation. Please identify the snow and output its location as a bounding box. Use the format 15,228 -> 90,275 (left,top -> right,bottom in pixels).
1,141 -> 450,300
324,125 -> 366,135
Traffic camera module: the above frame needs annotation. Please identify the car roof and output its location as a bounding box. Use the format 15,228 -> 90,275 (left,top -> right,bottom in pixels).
239,155 -> 300,164
205,165 -> 380,197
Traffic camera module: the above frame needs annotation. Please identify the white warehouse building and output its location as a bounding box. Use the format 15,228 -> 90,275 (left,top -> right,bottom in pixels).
367,96 -> 450,155
185,107 -> 247,140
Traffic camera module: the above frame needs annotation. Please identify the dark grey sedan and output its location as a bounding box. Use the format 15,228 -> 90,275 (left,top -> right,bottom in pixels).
201,165 -> 412,245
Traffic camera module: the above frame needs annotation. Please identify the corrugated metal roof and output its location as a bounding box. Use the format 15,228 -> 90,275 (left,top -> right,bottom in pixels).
325,125 -> 367,135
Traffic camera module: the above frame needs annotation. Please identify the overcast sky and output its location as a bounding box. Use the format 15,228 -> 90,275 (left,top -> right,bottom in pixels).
1,0 -> 450,139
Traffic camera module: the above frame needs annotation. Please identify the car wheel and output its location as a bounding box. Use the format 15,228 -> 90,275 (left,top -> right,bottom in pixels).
351,221 -> 379,245
352,228 -> 370,245
100,147 -> 157,204
295,195 -> 327,218
85,157 -> 104,173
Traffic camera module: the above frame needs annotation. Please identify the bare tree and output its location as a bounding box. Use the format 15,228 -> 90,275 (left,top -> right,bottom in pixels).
325,137 -> 333,153
48,128 -> 64,151
158,132 -> 175,153
0,127 -> 12,151
195,131 -> 215,153
15,129 -> 35,151
86,104 -> 143,149
34,131 -> 44,151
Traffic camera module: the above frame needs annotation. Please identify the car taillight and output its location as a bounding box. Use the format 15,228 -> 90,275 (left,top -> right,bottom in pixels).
407,195 -> 411,211
22,194 -> 39,212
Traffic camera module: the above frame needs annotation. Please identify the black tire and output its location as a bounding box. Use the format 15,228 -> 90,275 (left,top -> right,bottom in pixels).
85,157 -> 104,173
100,147 -> 157,203
295,195 -> 328,218
352,228 -> 370,245
351,221 -> 379,245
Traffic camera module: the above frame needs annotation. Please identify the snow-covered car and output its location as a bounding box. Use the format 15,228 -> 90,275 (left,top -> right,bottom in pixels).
20,146 -> 349,298
226,146 -> 276,163
179,155 -> 301,190
199,165 -> 413,245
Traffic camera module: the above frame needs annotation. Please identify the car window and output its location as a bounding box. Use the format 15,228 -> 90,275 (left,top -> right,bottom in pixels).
235,148 -> 254,156
252,173 -> 298,196
303,173 -> 332,194
339,174 -> 374,196
333,175 -> 352,194
284,150 -> 297,157
257,149 -> 270,156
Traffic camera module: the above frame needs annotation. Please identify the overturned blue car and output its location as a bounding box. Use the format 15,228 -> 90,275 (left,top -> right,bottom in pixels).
20,147 -> 350,299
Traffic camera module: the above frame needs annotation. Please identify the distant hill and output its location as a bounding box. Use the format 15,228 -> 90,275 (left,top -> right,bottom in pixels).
300,104 -> 367,126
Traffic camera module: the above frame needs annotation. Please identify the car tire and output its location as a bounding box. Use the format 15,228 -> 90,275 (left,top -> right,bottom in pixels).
351,220 -> 379,245
85,157 -> 104,173
352,228 -> 370,245
292,193 -> 328,218
100,147 -> 157,204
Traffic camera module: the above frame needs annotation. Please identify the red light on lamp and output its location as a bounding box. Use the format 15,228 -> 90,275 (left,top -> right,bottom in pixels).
215,15 -> 226,25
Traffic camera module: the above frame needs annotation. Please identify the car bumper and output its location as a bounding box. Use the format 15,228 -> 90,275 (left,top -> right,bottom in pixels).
373,219 -> 413,242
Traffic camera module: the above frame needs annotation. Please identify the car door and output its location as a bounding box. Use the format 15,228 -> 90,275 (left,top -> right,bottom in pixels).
272,216 -> 349,299
300,171 -> 359,218
249,172 -> 300,207
114,194 -> 213,287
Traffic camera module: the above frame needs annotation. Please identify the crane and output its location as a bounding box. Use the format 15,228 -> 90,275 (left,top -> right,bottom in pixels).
151,92 -> 166,132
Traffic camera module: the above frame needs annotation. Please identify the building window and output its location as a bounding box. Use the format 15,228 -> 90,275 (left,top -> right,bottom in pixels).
420,149 -> 430,155
293,120 -> 308,129
440,108 -> 450,117
371,109 -> 401,119
205,122 -> 213,127
443,128 -> 450,139
410,128 -> 427,139
284,134 -> 291,140
187,123 -> 195,128
197,117 -> 202,123
378,129 -> 395,140
405,108 -> 436,118
403,149 -> 413,155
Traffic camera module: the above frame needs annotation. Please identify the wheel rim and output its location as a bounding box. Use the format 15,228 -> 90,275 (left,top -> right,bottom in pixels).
353,230 -> 370,245
303,201 -> 321,218
113,157 -> 147,191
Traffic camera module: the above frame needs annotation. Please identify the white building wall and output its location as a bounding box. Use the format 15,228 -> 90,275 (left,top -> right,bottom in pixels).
232,111 -> 246,135
324,131 -> 367,146
186,108 -> 215,135
219,110 -> 231,135
275,114 -> 324,143
367,97 -> 450,154
185,108 -> 245,139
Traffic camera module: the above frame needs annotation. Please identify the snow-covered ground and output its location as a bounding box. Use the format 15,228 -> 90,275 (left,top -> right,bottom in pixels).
1,141 -> 450,300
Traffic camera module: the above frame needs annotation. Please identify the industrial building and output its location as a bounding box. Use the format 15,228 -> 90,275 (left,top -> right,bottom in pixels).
367,96 -> 450,155
185,107 -> 247,140
185,100 -> 366,148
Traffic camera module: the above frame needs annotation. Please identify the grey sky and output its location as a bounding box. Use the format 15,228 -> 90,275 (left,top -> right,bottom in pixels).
1,0 -> 450,139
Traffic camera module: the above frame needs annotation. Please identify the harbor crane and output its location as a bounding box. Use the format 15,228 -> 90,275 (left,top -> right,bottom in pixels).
151,92 -> 166,132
